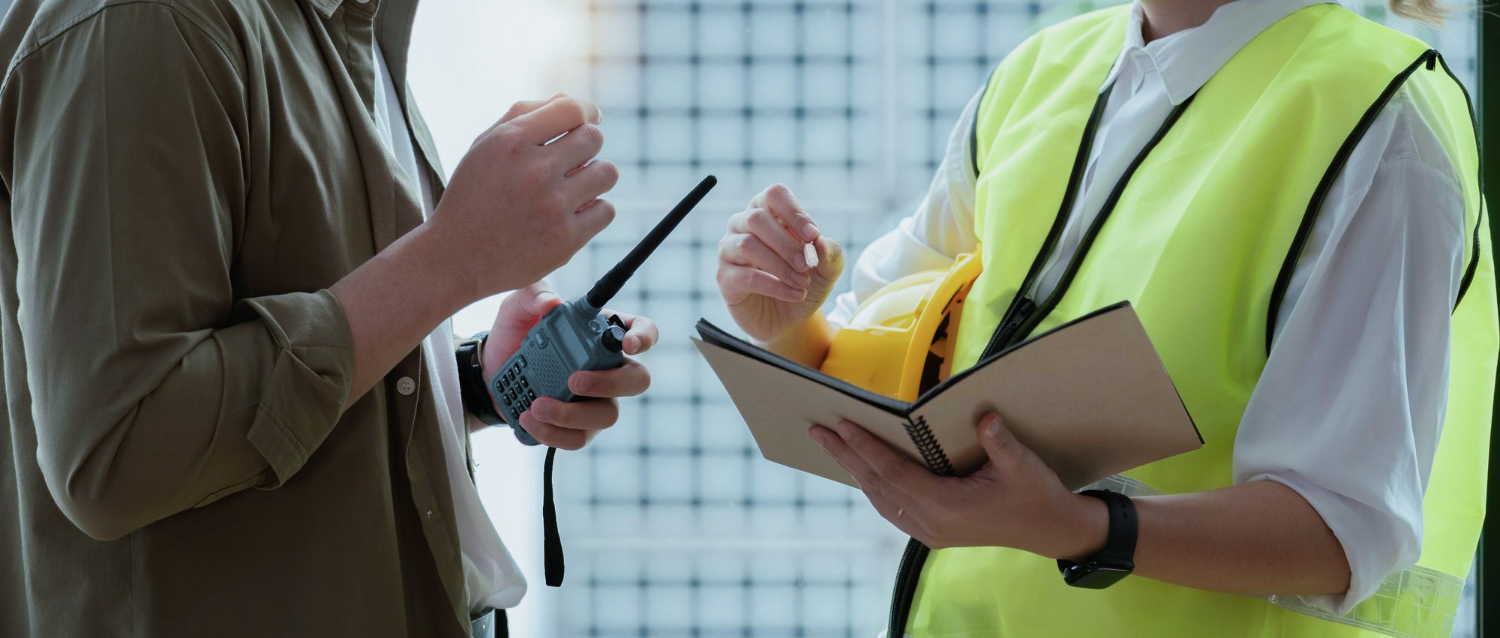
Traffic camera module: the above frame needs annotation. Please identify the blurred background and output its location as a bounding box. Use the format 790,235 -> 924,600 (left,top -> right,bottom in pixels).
396,1 -> 1480,636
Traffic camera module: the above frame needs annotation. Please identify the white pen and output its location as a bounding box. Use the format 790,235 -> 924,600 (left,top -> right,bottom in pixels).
803,242 -> 819,269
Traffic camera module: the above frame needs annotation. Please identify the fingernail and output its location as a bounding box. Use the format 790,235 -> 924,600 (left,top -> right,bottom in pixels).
986,420 -> 1001,439
792,253 -> 809,272
808,428 -> 826,445
801,223 -> 819,241
538,291 -> 561,304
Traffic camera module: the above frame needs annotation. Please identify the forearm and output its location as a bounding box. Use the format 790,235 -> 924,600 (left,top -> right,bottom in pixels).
331,223 -> 477,409
762,313 -> 837,369
1066,480 -> 1351,597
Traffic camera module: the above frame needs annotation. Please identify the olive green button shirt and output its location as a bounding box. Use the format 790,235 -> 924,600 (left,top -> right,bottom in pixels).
0,0 -> 480,635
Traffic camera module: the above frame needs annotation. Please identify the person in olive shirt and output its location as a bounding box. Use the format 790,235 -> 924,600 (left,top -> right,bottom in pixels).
0,0 -> 654,636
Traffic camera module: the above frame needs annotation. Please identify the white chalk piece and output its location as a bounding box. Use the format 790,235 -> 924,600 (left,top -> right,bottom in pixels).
803,242 -> 819,269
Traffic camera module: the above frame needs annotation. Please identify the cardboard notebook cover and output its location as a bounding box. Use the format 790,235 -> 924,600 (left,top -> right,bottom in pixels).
692,302 -> 1202,490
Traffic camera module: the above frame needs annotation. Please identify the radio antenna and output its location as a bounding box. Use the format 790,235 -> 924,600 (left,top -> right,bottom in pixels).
585,175 -> 717,308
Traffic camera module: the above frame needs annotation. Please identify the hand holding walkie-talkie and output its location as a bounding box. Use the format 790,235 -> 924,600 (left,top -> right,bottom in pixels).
485,175 -> 717,588
488,175 -> 717,435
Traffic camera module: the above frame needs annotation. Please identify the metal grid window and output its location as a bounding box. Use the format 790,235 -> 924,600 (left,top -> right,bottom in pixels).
522,2 -> 1484,635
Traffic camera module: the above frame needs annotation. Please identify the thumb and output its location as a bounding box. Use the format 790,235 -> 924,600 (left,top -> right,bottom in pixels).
808,236 -> 844,291
977,413 -> 1023,466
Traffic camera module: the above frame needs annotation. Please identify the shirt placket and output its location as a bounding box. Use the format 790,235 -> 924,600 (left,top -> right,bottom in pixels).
305,0 -> 471,631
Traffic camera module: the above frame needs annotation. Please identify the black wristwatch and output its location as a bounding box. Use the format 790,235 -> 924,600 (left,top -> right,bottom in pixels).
1057,489 -> 1137,589
457,331 -> 507,426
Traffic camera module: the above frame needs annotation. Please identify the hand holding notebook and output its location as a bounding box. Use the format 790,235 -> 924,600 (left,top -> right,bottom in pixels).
692,302 -> 1201,490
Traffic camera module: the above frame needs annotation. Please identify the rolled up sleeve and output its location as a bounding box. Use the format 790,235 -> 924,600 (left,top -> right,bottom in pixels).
0,3 -> 354,539
1233,108 -> 1465,614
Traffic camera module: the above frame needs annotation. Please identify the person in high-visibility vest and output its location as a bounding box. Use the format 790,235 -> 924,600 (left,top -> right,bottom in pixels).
713,0 -> 1494,636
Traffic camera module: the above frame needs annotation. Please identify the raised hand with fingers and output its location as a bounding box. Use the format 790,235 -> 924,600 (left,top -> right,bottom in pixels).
433,93 -> 619,299
717,184 -> 845,344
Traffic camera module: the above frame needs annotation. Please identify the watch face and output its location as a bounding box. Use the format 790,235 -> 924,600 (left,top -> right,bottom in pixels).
1074,564 -> 1128,588
1060,558 -> 1134,590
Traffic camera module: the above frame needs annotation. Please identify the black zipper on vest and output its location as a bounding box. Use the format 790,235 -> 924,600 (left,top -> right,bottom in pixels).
885,539 -> 929,638
886,88 -> 1197,637
998,92 -> 1198,352
974,85 -> 1115,363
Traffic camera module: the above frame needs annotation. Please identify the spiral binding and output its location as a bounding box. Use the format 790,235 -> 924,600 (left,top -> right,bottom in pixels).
903,416 -> 955,476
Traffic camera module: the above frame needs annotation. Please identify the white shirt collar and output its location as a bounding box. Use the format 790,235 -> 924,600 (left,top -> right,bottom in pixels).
1102,0 -> 1339,104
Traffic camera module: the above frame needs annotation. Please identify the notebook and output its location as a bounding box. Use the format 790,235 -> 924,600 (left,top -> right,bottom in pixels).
692,302 -> 1202,490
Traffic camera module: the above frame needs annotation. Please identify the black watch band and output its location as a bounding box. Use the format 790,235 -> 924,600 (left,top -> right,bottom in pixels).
1057,489 -> 1137,589
457,331 -> 506,426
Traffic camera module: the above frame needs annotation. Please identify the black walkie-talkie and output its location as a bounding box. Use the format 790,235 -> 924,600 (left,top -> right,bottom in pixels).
489,175 -> 717,587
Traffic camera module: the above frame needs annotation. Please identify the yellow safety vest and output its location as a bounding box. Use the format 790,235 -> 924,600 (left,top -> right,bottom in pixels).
822,4 -> 1495,637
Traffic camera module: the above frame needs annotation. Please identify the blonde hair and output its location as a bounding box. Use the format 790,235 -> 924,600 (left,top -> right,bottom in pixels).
1388,0 -> 1448,25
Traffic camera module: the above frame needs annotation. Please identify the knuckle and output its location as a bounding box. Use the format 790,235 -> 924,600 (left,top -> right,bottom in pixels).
591,373 -> 614,396
557,97 -> 585,122
577,123 -> 604,148
490,124 -> 520,147
728,210 -> 752,232
717,266 -> 743,289
594,199 -> 617,225
569,373 -> 590,395
599,401 -> 620,425
595,159 -> 619,185
540,401 -> 567,423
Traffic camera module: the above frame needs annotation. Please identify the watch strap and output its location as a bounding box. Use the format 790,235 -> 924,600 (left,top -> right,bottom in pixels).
457,331 -> 506,426
1057,489 -> 1137,589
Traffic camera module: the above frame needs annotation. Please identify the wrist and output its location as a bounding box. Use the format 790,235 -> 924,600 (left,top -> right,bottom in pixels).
410,219 -> 485,305
1042,492 -> 1111,561
762,313 -> 835,368
480,333 -> 505,389
458,332 -> 508,426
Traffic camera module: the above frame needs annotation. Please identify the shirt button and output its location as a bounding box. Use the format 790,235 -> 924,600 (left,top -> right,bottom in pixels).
396,376 -> 416,396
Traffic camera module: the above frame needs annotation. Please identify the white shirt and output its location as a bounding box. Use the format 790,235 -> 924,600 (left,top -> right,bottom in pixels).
832,0 -> 1465,615
373,44 -> 527,613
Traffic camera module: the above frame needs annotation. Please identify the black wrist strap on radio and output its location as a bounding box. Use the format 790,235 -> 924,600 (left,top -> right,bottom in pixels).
458,330 -> 565,586
542,446 -> 564,587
